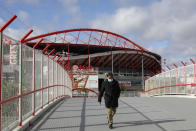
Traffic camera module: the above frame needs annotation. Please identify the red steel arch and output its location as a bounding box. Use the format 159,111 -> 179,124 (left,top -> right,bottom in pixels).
22,28 -> 149,52
21,28 -> 161,75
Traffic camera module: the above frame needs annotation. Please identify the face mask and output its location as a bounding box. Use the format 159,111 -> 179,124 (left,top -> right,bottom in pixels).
108,79 -> 113,82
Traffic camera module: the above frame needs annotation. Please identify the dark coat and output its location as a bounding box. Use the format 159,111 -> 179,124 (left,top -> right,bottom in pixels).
98,79 -> 121,108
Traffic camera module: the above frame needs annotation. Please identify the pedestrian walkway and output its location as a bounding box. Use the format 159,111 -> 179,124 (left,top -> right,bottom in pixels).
27,97 -> 196,131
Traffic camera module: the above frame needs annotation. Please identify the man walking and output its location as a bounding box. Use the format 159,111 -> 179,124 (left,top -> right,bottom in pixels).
98,73 -> 121,129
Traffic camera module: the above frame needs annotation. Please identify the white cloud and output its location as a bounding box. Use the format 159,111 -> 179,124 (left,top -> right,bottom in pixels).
91,7 -> 148,34
58,0 -> 79,14
3,26 -> 44,41
4,28 -> 27,40
18,10 -> 29,22
90,0 -> 196,64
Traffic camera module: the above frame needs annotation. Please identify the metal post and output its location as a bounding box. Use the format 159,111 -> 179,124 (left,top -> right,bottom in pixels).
47,57 -> 49,104
56,63 -> 58,99
53,60 -> 54,101
169,71 -> 171,95
32,49 -> 35,116
184,66 -> 187,95
176,68 -> 178,94
62,68 -> 63,96
159,74 -> 161,95
0,32 -> 2,130
41,55 -> 43,109
19,41 -> 22,126
63,69 -> 64,96
141,55 -> 144,90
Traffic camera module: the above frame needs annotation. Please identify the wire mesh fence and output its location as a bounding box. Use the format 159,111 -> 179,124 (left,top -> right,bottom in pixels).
144,64 -> 196,96
0,35 -> 72,131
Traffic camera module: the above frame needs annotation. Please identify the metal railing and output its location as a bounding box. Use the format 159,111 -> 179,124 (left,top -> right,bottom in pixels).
144,62 -> 196,96
0,15 -> 73,131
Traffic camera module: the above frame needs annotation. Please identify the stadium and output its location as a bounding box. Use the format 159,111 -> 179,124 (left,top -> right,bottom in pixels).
23,28 -> 162,96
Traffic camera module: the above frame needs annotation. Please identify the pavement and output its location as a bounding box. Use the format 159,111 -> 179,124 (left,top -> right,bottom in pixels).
27,97 -> 196,131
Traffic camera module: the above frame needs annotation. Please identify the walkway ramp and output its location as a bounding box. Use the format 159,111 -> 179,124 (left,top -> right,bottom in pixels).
27,97 -> 196,131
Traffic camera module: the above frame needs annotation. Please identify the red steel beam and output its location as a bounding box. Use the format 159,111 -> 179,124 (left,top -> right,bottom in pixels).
52,53 -> 59,60
42,45 -> 50,54
0,15 -> 17,32
56,56 -> 62,62
166,65 -> 171,70
181,61 -> 186,66
47,49 -> 55,57
20,29 -> 33,43
173,64 -> 178,68
190,58 -> 195,64
33,38 -> 43,49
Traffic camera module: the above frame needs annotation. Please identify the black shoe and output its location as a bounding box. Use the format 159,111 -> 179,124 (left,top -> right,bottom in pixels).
109,124 -> 113,129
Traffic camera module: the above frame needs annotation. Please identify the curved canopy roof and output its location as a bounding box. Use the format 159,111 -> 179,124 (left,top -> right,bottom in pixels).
22,28 -> 161,75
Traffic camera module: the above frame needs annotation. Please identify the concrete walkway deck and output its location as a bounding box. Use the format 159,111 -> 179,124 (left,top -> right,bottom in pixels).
27,97 -> 196,131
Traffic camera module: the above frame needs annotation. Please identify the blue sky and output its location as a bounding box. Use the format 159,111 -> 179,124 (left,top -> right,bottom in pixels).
0,0 -> 196,67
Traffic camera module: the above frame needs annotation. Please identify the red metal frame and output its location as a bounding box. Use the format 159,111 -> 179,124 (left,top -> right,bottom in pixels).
42,45 -> 50,54
20,29 -> 33,43
0,15 -> 17,32
47,49 -> 55,57
52,53 -> 59,60
22,29 -> 149,52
